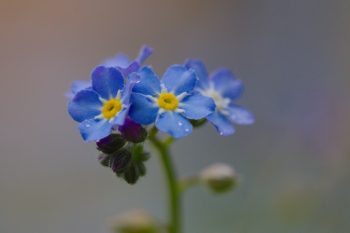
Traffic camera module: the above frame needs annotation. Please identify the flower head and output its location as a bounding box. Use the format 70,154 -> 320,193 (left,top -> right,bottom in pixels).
185,59 -> 254,136
68,66 -> 131,141
129,65 -> 215,138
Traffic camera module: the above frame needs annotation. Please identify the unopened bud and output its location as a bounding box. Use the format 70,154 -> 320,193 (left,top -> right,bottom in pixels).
97,134 -> 126,154
98,153 -> 110,167
118,118 -> 147,143
200,163 -> 238,193
108,209 -> 158,233
110,149 -> 132,174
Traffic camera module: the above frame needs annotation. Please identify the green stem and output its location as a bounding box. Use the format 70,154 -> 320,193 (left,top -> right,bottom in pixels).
149,128 -> 180,233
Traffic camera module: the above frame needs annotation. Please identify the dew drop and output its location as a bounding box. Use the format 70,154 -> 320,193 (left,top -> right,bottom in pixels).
178,122 -> 183,126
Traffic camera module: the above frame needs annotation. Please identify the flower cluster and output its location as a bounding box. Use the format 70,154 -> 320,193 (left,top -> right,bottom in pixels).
67,45 -> 254,183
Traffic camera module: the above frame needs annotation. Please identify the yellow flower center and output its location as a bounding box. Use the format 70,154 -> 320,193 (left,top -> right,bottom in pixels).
102,98 -> 122,119
157,93 -> 179,111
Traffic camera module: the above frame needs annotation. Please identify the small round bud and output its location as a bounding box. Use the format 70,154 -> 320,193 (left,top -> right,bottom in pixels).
200,163 -> 238,193
108,209 -> 158,233
97,134 -> 126,154
118,118 -> 147,143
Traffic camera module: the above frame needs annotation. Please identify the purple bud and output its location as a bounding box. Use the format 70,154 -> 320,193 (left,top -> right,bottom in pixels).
96,134 -> 126,154
118,118 -> 147,143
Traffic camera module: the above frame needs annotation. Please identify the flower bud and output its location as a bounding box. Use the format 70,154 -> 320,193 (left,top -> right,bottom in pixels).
122,164 -> 138,184
118,118 -> 147,143
98,153 -> 110,167
110,149 -> 132,174
108,209 -> 158,233
97,134 -> 126,154
200,163 -> 238,193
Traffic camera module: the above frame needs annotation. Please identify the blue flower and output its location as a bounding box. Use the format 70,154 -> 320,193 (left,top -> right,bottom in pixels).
129,65 -> 215,138
66,45 -> 153,99
68,66 -> 131,142
185,59 -> 254,136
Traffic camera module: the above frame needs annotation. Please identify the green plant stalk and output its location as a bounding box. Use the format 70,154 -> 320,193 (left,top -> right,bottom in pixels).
149,128 -> 180,233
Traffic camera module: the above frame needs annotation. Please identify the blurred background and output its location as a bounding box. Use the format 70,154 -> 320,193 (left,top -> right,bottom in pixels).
1,0 -> 349,232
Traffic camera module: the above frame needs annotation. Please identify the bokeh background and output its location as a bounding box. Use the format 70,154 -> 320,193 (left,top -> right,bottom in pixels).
1,0 -> 349,232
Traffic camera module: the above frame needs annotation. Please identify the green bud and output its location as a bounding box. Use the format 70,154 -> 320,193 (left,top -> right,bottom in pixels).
108,210 -> 158,233
98,153 -> 111,167
123,164 -> 139,184
136,163 -> 147,177
200,163 -> 238,193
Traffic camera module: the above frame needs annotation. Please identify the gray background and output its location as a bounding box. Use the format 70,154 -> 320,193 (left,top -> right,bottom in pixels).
0,0 -> 349,232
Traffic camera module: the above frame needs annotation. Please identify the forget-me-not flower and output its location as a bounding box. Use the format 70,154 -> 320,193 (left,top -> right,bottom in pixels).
68,66 -> 131,142
185,59 -> 254,136
129,65 -> 215,138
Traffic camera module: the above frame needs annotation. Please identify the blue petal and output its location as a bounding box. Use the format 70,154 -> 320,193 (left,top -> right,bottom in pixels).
91,66 -> 124,100
155,112 -> 193,138
66,80 -> 91,99
121,80 -> 133,104
132,66 -> 161,96
180,94 -> 215,120
68,90 -> 102,122
112,107 -> 129,125
185,59 -> 209,89
136,45 -> 153,65
122,61 -> 140,76
226,104 -> 255,125
207,111 -> 235,136
101,53 -> 130,68
129,93 -> 159,125
79,118 -> 112,142
162,65 -> 197,95
210,69 -> 244,100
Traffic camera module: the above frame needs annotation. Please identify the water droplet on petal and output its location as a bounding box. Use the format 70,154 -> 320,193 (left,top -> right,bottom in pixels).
178,122 -> 183,126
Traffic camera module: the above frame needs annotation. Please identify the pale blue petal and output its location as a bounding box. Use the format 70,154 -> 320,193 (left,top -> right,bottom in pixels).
122,61 -> 140,76
136,45 -> 153,64
185,59 -> 209,89
180,94 -> 215,120
155,112 -> 192,138
132,66 -> 161,96
129,93 -> 159,125
91,66 -> 124,100
226,104 -> 255,125
66,80 -> 91,99
79,118 -> 112,142
112,107 -> 129,126
207,111 -> 235,136
101,53 -> 130,68
162,65 -> 197,95
68,90 -> 102,122
210,69 -> 244,100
